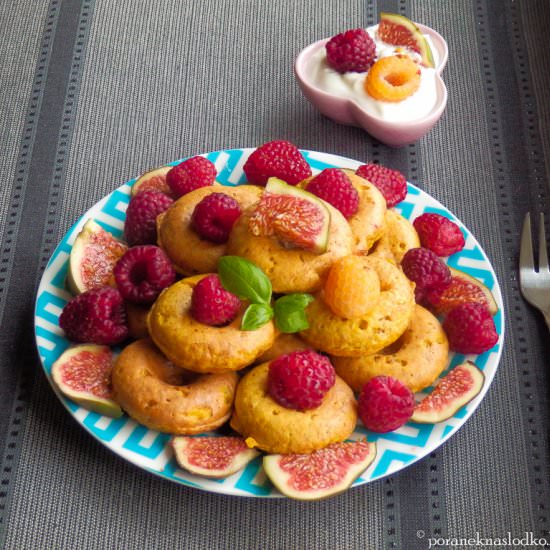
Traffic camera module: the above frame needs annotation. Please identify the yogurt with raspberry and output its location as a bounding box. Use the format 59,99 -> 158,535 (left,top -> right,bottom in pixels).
309,25 -> 439,122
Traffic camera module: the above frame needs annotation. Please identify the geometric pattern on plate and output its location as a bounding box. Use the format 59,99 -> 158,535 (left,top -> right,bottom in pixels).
34,148 -> 505,497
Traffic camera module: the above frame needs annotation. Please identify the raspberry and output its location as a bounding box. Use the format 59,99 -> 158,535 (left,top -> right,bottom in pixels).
305,169 -> 359,219
356,163 -> 407,207
401,247 -> 451,302
268,350 -> 336,411
190,274 -> 241,326
413,213 -> 465,257
325,28 -> 377,73
442,302 -> 498,354
114,245 -> 176,304
323,255 -> 380,319
243,140 -> 312,186
124,190 -> 174,246
191,193 -> 241,243
358,376 -> 414,432
166,156 -> 217,198
59,287 -> 128,345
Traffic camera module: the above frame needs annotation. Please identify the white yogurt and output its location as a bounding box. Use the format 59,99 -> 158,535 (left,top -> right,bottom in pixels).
309,25 -> 439,122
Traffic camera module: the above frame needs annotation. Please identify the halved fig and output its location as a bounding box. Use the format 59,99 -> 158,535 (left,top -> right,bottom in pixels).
131,165 -> 174,198
172,435 -> 260,478
51,344 -> 123,417
411,361 -> 485,423
263,440 -> 376,500
67,219 -> 128,295
248,177 -> 331,254
425,267 -> 498,316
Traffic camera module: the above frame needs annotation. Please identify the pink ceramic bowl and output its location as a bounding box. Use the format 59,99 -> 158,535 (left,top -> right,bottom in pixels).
294,24 -> 448,147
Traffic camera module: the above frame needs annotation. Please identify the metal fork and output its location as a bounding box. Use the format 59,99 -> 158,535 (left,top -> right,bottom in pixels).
519,212 -> 550,331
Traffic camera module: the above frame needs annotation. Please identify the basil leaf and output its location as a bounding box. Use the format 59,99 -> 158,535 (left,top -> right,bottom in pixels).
241,303 -> 274,331
218,256 -> 272,304
273,293 -> 314,333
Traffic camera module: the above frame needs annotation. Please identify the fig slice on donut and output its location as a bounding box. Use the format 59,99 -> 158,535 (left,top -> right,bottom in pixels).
411,361 -> 485,424
51,344 -> 123,417
263,440 -> 376,500
172,436 -> 260,478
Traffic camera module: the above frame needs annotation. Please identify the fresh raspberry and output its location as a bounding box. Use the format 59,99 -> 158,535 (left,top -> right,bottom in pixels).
59,287 -> 128,345
413,213 -> 466,257
305,169 -> 359,219
442,302 -> 498,354
124,190 -> 174,246
356,163 -> 407,207
268,350 -> 336,411
166,156 -> 217,198
114,245 -> 176,304
243,140 -> 312,186
401,247 -> 452,302
190,274 -> 241,326
191,193 -> 241,243
325,28 -> 377,73
358,376 -> 414,432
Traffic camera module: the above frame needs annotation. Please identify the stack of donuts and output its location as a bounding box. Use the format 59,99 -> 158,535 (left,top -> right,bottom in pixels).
111,148 -> 449,456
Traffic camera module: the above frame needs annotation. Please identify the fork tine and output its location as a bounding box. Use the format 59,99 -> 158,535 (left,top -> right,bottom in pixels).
520,213 -> 534,273
538,213 -> 549,272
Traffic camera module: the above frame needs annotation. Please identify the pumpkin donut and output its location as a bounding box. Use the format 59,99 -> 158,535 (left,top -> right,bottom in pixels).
332,305 -> 449,393
147,276 -> 276,373
255,333 -> 312,364
112,339 -> 238,434
230,362 -> 357,454
157,184 -> 262,275
226,201 -> 354,293
300,256 -> 415,357
368,209 -> 420,263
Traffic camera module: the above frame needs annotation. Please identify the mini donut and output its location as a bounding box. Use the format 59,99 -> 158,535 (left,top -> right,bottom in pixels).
230,362 -> 357,455
112,339 -> 238,434
226,201 -> 354,293
302,170 -> 386,253
300,255 -> 415,357
368,209 -> 420,263
332,305 -> 449,392
157,184 -> 262,275
365,55 -> 421,102
147,276 -> 276,373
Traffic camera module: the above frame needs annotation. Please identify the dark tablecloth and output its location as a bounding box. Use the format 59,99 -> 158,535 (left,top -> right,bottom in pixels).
1,0 -> 549,548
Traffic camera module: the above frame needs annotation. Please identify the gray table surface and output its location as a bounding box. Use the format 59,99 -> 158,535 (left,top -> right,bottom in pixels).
1,0 -> 549,548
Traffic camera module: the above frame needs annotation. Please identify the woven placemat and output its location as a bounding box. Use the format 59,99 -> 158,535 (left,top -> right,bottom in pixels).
1,0 -> 549,548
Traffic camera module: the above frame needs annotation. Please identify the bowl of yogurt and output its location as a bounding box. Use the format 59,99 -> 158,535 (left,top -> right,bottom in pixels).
294,22 -> 448,147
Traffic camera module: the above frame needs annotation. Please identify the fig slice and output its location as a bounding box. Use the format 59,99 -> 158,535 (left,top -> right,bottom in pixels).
411,361 -> 485,424
378,12 -> 435,68
263,440 -> 376,500
172,436 -> 260,478
51,344 -> 123,417
425,267 -> 498,316
67,219 -> 128,295
131,165 -> 174,198
248,177 -> 331,254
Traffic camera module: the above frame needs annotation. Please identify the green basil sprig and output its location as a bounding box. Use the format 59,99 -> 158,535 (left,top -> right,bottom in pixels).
217,256 -> 312,332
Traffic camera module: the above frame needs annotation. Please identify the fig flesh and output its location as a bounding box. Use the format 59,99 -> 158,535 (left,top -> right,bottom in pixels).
248,177 -> 331,254
263,440 -> 376,500
51,344 -> 123,417
67,219 -> 127,295
172,435 -> 260,478
411,361 -> 484,423
131,165 -> 174,198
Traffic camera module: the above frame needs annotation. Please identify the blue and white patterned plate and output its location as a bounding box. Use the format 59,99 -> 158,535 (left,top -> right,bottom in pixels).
34,149 -> 505,497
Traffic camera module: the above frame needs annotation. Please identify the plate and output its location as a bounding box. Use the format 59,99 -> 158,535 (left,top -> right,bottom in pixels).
34,149 -> 505,497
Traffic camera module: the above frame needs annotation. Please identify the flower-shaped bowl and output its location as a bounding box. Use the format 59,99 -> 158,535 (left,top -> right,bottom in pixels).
294,24 -> 448,147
